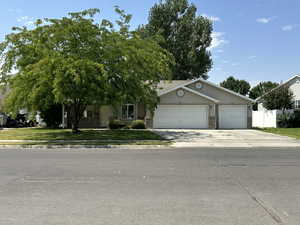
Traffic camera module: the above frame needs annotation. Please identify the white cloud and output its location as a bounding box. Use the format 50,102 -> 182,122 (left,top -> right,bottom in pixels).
202,14 -> 221,22
8,8 -> 23,14
17,16 -> 35,27
256,17 -> 273,24
25,21 -> 34,26
17,16 -> 29,22
249,80 -> 261,88
208,32 -> 228,50
248,55 -> 257,60
282,24 -> 298,31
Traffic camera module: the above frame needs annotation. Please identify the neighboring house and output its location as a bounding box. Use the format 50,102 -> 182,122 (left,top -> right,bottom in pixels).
256,75 -> 300,111
69,78 -> 254,129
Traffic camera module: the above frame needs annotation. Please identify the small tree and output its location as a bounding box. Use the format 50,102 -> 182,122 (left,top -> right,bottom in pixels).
249,81 -> 279,100
262,86 -> 294,112
220,76 -> 251,96
0,8 -> 173,133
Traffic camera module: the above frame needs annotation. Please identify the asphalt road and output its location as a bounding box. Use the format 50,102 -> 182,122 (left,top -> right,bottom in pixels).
1,147 -> 300,225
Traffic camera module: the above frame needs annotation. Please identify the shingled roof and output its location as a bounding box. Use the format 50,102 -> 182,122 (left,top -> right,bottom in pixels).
156,80 -> 189,95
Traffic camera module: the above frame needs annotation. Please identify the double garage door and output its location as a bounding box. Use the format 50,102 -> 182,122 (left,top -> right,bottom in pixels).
153,105 -> 247,129
153,105 -> 209,129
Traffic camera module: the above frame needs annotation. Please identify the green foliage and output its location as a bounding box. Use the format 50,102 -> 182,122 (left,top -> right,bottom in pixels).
1,7 -> 173,133
39,104 -> 62,128
108,119 -> 127,130
220,76 -> 251,96
0,85 -> 6,112
277,112 -> 300,128
249,81 -> 279,100
131,120 -> 146,129
250,81 -> 279,110
139,0 -> 213,80
262,86 -> 294,111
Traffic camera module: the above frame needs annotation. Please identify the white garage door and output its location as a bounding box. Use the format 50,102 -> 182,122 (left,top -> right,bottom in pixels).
219,105 -> 247,129
153,105 -> 209,129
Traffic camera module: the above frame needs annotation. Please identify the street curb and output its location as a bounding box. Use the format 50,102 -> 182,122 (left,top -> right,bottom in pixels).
1,143 -> 300,150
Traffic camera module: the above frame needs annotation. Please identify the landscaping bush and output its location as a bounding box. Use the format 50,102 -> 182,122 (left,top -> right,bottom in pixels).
108,119 -> 126,129
278,112 -> 300,128
293,111 -> 300,127
131,120 -> 146,129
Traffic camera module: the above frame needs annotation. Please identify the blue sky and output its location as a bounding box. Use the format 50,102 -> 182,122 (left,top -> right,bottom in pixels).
1,0 -> 299,86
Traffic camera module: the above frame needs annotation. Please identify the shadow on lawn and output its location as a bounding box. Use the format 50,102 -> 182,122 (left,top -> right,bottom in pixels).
0,128 -> 164,141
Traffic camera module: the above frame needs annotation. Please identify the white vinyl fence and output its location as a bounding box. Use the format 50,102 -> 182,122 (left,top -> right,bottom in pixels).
252,109 -> 294,128
253,110 -> 278,128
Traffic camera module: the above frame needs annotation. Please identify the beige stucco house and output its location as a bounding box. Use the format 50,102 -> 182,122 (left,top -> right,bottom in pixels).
256,75 -> 300,111
73,78 -> 254,129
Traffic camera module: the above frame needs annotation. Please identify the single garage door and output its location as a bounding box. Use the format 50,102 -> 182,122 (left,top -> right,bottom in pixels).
153,105 -> 209,129
219,105 -> 247,129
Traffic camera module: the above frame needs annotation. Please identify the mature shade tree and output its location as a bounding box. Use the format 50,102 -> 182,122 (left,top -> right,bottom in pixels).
220,76 -> 251,96
262,86 -> 294,112
139,0 -> 213,80
249,81 -> 279,100
0,8 -> 173,133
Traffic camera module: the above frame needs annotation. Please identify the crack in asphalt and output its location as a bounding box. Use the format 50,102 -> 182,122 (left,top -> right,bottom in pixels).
214,159 -> 286,225
234,178 -> 286,225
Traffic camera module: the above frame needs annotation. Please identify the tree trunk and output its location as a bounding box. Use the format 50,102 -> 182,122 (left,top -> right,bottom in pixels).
72,121 -> 80,133
69,102 -> 86,134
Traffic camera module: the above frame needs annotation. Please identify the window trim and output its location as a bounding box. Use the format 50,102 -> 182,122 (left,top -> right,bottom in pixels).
295,100 -> 300,109
121,104 -> 136,120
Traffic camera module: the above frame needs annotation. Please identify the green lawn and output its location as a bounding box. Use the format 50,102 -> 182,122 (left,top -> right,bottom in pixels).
0,128 -> 167,145
261,128 -> 300,139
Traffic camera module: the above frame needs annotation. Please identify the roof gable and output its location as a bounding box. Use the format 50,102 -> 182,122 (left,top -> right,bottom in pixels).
182,87 -> 219,103
256,75 -> 300,102
157,78 -> 254,103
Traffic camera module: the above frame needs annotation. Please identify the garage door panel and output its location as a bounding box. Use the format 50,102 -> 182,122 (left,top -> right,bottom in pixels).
219,105 -> 247,129
153,105 -> 209,129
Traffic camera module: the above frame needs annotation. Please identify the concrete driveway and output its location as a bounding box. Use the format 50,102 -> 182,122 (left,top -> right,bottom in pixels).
153,129 -> 300,148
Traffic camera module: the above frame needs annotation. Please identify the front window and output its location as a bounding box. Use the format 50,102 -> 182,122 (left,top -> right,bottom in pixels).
122,104 -> 135,120
295,100 -> 300,109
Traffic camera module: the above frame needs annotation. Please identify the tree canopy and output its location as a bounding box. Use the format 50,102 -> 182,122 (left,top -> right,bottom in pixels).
0,8 -> 174,132
262,86 -> 294,112
220,76 -> 251,96
139,0 -> 213,80
249,81 -> 279,100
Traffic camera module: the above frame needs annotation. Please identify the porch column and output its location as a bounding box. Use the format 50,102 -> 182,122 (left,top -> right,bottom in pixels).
135,104 -> 138,120
209,104 -> 217,129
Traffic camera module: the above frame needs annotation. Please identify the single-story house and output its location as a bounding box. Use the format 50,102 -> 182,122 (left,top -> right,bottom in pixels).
256,75 -> 300,111
69,78 -> 254,129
